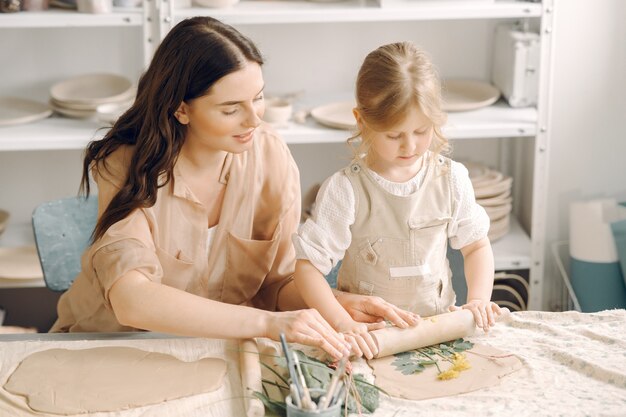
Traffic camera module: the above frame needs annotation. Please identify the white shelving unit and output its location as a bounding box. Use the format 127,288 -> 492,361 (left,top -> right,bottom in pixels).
174,0 -> 541,24
0,0 -> 554,309
0,8 -> 142,27
0,102 -> 537,150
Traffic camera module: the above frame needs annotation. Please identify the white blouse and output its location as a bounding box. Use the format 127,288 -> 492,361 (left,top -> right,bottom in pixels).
293,157 -> 490,275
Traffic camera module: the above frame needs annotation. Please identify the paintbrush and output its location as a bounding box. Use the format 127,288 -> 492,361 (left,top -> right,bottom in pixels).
279,333 -> 303,406
292,351 -> 316,410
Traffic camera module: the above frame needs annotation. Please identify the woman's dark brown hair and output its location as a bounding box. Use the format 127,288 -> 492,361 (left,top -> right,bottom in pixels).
81,17 -> 263,241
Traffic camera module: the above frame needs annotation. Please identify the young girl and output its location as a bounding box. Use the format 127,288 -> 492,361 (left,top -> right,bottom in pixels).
293,42 -> 503,359
50,17 -> 361,359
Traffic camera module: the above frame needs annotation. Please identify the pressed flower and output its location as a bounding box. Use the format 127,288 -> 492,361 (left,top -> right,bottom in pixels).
391,338 -> 474,380
452,353 -> 471,371
437,369 -> 460,380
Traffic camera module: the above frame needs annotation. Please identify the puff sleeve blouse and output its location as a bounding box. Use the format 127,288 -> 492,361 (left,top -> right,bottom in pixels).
51,125 -> 301,333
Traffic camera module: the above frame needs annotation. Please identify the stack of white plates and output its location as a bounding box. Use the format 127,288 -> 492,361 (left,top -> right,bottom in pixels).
49,73 -> 134,122
465,161 -> 513,242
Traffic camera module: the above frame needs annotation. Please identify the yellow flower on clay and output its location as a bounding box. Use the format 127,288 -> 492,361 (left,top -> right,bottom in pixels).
437,369 -> 460,380
452,353 -> 471,372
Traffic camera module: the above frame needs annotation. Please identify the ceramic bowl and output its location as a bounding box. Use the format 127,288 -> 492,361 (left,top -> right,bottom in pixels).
263,97 -> 293,124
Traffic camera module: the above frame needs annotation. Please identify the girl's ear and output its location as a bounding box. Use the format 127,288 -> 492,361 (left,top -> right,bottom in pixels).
174,102 -> 190,125
352,107 -> 364,129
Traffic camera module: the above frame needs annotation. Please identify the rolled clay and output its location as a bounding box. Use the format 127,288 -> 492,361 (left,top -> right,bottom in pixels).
3,346 -> 227,415
239,339 -> 264,417
370,309 -> 476,358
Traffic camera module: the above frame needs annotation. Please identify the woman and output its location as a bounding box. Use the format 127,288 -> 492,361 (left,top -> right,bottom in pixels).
51,17 -> 406,359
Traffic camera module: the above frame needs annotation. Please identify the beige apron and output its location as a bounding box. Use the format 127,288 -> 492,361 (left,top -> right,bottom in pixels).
336,156 -> 456,316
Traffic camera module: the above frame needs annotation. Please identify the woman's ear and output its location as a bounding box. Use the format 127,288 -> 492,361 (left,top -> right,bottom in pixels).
174,102 -> 190,125
352,108 -> 364,129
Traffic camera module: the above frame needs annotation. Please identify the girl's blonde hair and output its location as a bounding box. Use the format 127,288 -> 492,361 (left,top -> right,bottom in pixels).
348,42 -> 450,161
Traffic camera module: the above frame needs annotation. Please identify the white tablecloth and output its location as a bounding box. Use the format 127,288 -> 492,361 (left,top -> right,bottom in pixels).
1,310 -> 625,417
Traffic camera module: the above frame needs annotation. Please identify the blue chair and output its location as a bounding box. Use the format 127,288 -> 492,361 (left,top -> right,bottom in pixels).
32,196 -> 98,292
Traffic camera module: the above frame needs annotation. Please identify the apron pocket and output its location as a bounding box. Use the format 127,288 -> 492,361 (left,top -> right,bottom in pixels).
223,230 -> 280,305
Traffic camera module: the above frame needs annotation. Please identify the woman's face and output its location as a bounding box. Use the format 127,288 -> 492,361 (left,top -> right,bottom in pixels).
176,61 -> 265,154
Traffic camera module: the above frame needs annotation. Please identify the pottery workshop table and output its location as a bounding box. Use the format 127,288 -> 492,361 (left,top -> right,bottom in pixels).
1,310 -> 625,417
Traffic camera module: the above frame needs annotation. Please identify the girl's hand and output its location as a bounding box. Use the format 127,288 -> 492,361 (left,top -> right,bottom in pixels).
449,300 -> 503,332
335,291 -> 420,329
335,319 -> 379,360
265,309 -> 351,360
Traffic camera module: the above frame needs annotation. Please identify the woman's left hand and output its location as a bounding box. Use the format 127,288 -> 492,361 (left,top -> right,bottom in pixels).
449,300 -> 503,332
335,290 -> 420,330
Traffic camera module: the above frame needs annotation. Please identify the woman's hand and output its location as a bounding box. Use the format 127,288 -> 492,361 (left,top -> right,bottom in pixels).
335,291 -> 420,329
264,309 -> 351,360
449,299 -> 503,332
334,319 -> 379,359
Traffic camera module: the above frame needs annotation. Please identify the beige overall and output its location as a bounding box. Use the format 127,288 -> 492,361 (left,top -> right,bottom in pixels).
336,156 -> 456,317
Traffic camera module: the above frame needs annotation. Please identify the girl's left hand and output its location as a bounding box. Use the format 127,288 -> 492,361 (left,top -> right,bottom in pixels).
449,300 -> 503,332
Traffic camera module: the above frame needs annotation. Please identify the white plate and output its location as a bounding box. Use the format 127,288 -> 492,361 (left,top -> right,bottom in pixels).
476,190 -> 512,207
474,176 -> 513,199
50,73 -> 133,105
310,101 -> 357,130
0,246 -> 43,280
0,97 -> 52,127
484,202 -> 512,221
471,170 -> 503,188
442,79 -> 500,112
49,100 -> 96,119
488,214 -> 510,242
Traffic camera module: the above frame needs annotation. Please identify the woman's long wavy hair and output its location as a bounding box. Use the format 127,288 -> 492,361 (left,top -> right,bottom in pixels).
81,17 -> 263,241
348,42 -> 450,165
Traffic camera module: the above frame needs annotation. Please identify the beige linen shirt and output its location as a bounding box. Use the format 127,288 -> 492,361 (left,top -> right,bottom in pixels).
51,124 -> 301,332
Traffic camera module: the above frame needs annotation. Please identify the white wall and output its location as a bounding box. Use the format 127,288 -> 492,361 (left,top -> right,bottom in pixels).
543,0 -> 626,309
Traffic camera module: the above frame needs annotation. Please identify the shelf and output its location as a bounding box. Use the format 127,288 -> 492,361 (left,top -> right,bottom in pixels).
177,0 -> 542,25
0,8 -> 142,28
0,117 -> 105,151
492,216 -> 531,270
0,102 -> 536,151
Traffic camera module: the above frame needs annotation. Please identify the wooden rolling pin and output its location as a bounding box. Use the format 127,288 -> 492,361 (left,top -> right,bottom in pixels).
239,339 -> 264,417
370,309 -> 476,359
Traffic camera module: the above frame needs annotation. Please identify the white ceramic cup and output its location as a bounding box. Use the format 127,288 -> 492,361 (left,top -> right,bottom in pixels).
263,97 -> 292,124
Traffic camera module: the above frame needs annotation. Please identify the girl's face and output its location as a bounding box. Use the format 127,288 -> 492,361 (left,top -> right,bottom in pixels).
362,105 -> 434,180
176,61 -> 265,154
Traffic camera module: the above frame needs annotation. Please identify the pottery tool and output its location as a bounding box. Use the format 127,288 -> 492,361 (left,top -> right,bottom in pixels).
279,333 -> 304,407
292,351 -> 316,410
329,381 -> 346,407
289,383 -> 302,408
370,309 -> 476,358
318,355 -> 347,410
239,339 -> 264,417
